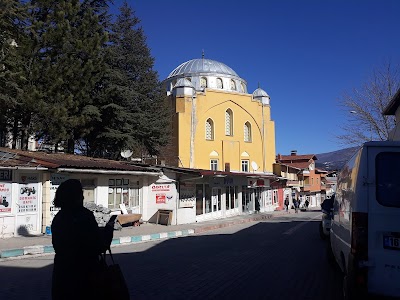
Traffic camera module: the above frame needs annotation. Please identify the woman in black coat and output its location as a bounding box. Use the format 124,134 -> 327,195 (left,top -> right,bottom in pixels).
51,179 -> 113,300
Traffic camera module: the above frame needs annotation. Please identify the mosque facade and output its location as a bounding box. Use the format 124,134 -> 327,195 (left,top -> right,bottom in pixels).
161,58 -> 276,174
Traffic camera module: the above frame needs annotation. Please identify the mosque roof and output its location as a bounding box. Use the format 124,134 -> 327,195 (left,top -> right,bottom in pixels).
167,58 -> 239,79
253,88 -> 269,98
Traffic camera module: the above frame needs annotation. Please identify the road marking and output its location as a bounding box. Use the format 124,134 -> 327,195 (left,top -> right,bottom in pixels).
283,222 -> 308,235
283,213 -> 322,235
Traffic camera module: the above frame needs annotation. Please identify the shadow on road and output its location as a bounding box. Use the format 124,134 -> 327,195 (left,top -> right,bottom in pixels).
0,219 -> 343,300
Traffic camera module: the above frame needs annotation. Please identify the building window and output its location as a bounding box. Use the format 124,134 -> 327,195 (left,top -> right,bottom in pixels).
217,78 -> 223,89
273,190 -> 278,204
225,109 -> 233,136
241,82 -> 246,93
241,160 -> 249,172
230,80 -> 236,91
81,178 -> 96,203
226,186 -> 238,210
244,122 -> 252,142
200,77 -> 207,88
205,118 -> 214,140
108,178 -> 132,209
210,159 -> 218,170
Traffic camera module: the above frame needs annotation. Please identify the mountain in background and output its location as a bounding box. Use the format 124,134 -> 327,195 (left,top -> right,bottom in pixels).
315,146 -> 359,171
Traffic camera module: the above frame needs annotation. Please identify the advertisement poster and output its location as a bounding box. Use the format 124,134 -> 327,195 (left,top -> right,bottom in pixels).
151,184 -> 173,204
49,174 -> 69,223
18,174 -> 39,213
0,182 -> 12,213
156,194 -> 166,204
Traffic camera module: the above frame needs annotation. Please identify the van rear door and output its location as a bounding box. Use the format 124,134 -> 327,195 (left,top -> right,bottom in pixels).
367,148 -> 400,297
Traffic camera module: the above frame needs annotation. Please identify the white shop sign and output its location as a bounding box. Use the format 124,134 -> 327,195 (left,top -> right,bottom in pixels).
18,174 -> 39,213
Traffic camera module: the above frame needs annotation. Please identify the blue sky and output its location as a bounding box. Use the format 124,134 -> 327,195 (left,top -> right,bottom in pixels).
110,0 -> 400,155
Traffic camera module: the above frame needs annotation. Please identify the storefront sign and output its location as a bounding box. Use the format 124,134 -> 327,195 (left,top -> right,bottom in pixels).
179,182 -> 196,208
18,174 -> 38,213
0,170 -> 12,181
156,194 -> 166,204
151,184 -> 174,204
0,182 -> 12,213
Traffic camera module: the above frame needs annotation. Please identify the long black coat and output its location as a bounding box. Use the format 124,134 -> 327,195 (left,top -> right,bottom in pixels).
51,206 -> 108,300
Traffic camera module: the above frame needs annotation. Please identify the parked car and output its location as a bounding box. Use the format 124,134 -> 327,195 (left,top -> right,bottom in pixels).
319,195 -> 334,240
329,141 -> 400,299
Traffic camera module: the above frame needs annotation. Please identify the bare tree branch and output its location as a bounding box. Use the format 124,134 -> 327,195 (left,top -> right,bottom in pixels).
336,61 -> 399,147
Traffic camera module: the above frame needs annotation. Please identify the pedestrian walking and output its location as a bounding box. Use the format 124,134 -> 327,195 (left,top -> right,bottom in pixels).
284,197 -> 290,213
305,199 -> 310,210
51,179 -> 114,300
294,198 -> 300,213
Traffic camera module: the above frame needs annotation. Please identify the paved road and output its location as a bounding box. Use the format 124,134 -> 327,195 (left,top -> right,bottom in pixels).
0,211 -> 343,300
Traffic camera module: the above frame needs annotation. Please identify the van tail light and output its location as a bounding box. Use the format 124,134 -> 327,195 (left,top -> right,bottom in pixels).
350,212 -> 368,290
351,212 -> 368,258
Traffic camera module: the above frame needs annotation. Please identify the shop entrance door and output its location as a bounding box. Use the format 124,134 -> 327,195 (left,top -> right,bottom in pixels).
211,187 -> 222,218
242,187 -> 253,213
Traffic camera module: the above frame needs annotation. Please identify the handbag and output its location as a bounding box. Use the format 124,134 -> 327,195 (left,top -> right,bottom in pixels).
97,248 -> 130,300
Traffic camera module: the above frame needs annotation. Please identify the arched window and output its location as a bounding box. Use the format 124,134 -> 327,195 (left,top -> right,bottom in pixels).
216,78 -> 223,89
230,80 -> 236,91
244,122 -> 252,142
241,83 -> 246,93
200,77 -> 207,88
225,109 -> 233,136
205,118 -> 214,140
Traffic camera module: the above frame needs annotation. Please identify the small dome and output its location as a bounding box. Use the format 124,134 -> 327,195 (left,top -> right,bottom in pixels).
173,78 -> 194,89
253,88 -> 269,98
168,59 -> 239,79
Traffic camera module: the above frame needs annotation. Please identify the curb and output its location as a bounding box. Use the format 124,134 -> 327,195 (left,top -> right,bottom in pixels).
0,212 -> 285,260
0,228 -> 196,259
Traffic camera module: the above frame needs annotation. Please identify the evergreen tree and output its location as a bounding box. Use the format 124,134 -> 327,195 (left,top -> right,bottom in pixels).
0,0 -> 33,149
86,1 -> 170,159
31,0 -> 108,153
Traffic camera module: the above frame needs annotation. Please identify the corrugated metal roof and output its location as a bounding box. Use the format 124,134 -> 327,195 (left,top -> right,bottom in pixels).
0,148 -> 160,172
278,154 -> 317,161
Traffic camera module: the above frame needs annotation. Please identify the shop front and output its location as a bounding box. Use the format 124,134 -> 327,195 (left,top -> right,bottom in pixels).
195,173 -> 246,222
0,168 -> 45,238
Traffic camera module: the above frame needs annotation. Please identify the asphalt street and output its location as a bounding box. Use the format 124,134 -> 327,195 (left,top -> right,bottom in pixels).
0,211 -> 343,300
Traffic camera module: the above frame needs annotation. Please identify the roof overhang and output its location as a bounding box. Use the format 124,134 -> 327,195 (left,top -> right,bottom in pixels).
383,89 -> 400,115
56,168 -> 162,176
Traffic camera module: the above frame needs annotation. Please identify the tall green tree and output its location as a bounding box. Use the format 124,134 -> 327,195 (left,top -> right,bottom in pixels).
85,1 -> 170,159
31,0 -> 108,153
0,0 -> 26,147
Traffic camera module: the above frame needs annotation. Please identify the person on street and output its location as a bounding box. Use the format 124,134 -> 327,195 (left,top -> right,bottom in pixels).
305,199 -> 310,210
284,197 -> 290,213
294,198 -> 300,213
51,179 -> 114,300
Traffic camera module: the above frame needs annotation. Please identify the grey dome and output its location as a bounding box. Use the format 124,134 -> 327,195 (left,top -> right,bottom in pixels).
167,59 -> 239,79
253,88 -> 269,98
174,78 -> 194,89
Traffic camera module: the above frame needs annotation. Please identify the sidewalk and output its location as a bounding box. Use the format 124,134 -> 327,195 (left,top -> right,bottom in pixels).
0,210 -> 289,260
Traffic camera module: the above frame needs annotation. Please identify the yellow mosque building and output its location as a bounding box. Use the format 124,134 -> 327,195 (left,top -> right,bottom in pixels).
162,58 -> 276,174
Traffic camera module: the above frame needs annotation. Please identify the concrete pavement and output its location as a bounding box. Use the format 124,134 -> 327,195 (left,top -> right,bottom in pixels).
0,210 -> 292,260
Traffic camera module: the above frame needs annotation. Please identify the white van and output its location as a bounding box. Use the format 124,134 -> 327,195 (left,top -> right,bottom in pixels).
329,141 -> 400,299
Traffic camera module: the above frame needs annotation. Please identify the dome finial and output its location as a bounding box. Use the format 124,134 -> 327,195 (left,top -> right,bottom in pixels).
202,49 -> 205,59
258,82 -> 260,88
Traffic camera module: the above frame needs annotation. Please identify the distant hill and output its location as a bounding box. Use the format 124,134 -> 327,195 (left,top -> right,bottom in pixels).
315,146 -> 359,171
